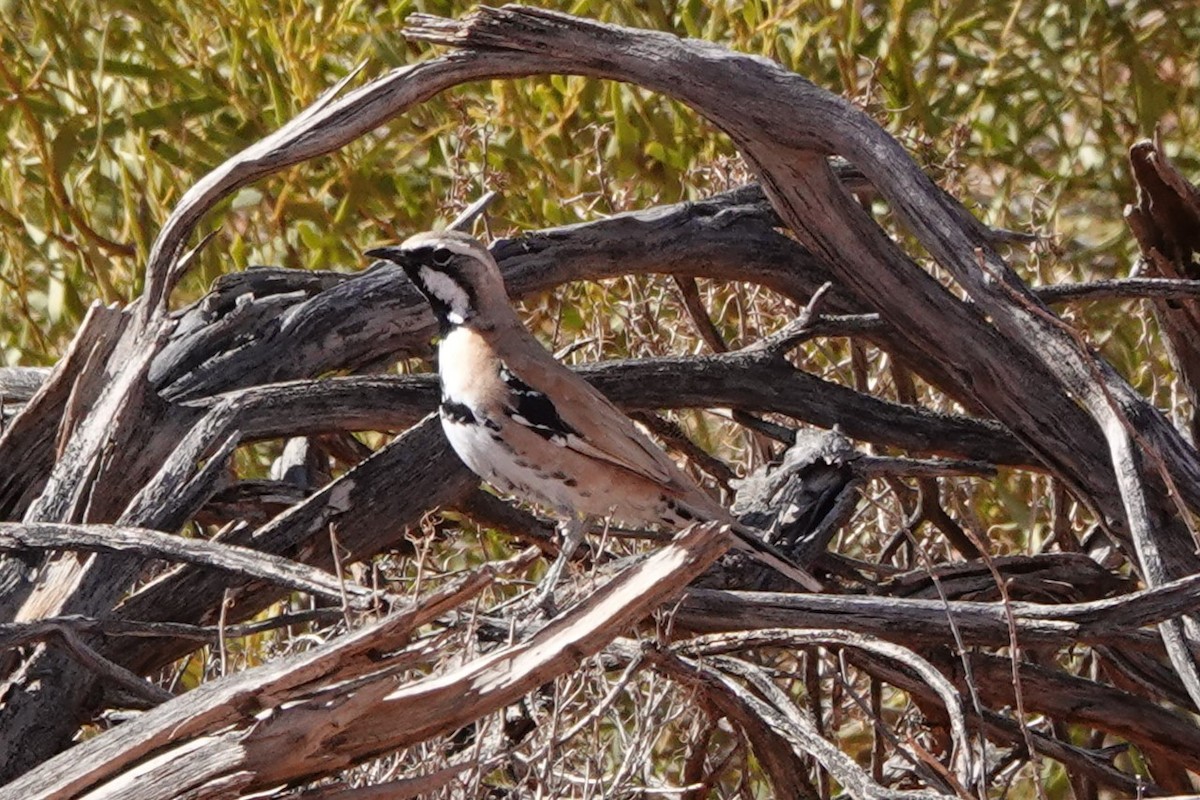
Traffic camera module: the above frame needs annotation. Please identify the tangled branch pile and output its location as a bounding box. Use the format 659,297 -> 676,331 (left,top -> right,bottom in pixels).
2,6 -> 1200,798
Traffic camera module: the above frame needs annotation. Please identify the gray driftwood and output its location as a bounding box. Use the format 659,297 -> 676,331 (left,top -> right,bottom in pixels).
2,5 -> 1200,797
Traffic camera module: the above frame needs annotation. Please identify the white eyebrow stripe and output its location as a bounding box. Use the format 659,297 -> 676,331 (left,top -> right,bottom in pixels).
402,238 -> 488,260
443,240 -> 486,257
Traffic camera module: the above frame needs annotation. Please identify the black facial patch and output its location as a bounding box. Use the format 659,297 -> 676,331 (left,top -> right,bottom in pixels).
400,247 -> 478,334
406,244 -> 446,262
410,276 -> 455,334
500,365 -> 579,443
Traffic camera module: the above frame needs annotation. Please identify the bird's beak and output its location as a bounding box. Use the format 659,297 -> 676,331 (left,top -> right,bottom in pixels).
365,246 -> 408,265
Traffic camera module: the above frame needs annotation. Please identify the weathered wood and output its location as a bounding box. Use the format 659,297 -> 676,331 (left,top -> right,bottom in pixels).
0,367 -> 51,405
1,525 -> 728,798
730,429 -> 861,563
956,653 -> 1200,774
175,354 -> 1031,467
676,561 -> 1200,656
406,1 -> 1200,568
851,651 -> 1169,796
0,522 -> 385,609
648,649 -> 825,800
108,415 -> 475,676
0,561 -> 506,800
0,608 -> 346,652
685,651 -> 955,799
0,318 -> 179,780
0,303 -> 126,522
404,0 -> 1200,714
2,5 -> 1199,793
676,629 -> 973,787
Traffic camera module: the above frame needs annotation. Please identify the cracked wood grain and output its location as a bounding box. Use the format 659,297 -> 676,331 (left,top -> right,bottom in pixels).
403,1 -> 1200,712
2,4 -> 1200,791
1,526 -> 726,799
0,522 -> 383,609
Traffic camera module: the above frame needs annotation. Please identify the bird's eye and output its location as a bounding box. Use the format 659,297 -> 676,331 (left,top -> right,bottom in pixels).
431,247 -> 453,266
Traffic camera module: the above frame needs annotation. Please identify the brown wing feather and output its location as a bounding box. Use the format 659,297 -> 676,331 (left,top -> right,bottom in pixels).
495,325 -> 729,517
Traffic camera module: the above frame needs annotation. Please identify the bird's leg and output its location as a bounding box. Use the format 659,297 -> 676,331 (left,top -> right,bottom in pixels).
532,516 -> 589,614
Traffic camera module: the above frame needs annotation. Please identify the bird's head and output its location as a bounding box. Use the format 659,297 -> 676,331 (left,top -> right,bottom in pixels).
366,231 -> 510,332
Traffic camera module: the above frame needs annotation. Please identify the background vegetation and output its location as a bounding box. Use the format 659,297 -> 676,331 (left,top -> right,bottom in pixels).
2,0 -> 1199,796
4,1 -> 1196,363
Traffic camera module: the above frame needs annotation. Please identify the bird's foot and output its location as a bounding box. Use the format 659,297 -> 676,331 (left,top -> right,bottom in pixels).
525,517 -> 588,618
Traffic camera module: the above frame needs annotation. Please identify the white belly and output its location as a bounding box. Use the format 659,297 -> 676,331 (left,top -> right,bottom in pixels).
441,411 -> 580,515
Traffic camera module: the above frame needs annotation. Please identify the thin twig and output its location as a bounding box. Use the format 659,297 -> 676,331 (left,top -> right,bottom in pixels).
51,625 -> 174,706
0,609 -> 347,651
448,190 -> 499,232
675,628 -> 974,788
0,521 -> 389,609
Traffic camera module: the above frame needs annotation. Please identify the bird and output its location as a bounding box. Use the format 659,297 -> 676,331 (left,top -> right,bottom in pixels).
366,230 -> 821,606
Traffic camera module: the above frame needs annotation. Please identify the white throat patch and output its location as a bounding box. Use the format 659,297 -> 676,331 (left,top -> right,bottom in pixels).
418,266 -> 472,325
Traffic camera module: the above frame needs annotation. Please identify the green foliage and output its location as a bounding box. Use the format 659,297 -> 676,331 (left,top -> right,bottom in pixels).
4,2 -> 1198,793
2,0 -> 1196,370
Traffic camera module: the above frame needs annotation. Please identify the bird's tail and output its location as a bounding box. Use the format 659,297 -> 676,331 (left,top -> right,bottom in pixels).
728,523 -> 824,592
675,490 -> 822,591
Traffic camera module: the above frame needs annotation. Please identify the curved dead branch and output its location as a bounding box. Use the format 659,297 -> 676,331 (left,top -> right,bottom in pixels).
0,529 -> 724,798
405,0 -> 1200,711
1,4 -> 1199,796
675,628 -> 974,791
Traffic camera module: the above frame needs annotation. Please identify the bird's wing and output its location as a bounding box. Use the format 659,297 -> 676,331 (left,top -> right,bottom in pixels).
495,327 -> 821,590
496,328 -> 723,510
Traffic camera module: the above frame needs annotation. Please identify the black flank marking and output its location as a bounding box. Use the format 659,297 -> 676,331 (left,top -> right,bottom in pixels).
664,497 -> 697,521
564,478 -> 578,487
500,365 -> 579,442
440,400 -> 476,426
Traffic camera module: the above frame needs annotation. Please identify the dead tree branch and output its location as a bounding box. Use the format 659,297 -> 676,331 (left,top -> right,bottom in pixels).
1,5 -> 1199,795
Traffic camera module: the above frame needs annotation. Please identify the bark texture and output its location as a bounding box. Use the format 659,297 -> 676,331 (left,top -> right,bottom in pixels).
1,5 -> 1199,797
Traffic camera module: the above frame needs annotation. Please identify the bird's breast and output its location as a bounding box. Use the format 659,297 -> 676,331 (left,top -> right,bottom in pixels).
438,327 -> 507,412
